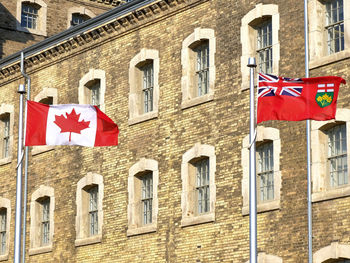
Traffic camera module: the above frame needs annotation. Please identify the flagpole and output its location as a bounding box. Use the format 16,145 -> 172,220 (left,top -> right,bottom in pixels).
14,83 -> 26,263
248,57 -> 257,263
304,0 -> 312,262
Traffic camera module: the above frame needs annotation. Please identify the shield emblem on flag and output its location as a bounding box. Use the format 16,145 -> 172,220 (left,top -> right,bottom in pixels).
316,89 -> 334,108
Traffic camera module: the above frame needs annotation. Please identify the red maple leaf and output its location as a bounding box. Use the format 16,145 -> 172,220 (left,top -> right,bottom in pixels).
54,108 -> 90,142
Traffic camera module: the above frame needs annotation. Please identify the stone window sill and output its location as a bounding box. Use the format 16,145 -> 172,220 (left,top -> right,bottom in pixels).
0,157 -> 11,166
29,245 -> 52,256
310,50 -> 350,69
75,235 -> 102,247
181,93 -> 214,110
16,26 -> 47,37
0,254 -> 8,261
242,199 -> 280,216
128,111 -> 158,126
32,145 -> 54,156
181,212 -> 215,227
312,186 -> 350,203
127,224 -> 157,236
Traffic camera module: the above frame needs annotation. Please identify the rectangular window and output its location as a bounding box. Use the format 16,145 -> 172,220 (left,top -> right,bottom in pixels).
195,42 -> 209,96
257,20 -> 273,74
326,0 -> 344,54
41,199 -> 50,245
0,210 -> 6,255
328,124 -> 348,187
21,4 -> 38,29
257,142 -> 274,201
142,64 -> 154,113
141,173 -> 153,225
89,80 -> 100,108
89,186 -> 98,236
196,158 -> 210,214
2,117 -> 9,159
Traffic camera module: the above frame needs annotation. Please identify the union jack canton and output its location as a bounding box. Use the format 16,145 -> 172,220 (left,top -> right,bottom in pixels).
258,73 -> 304,98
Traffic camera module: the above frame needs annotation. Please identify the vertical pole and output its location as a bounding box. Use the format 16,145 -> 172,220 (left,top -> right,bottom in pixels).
248,57 -> 257,263
20,52 -> 30,263
304,1 -> 312,262
14,84 -> 26,263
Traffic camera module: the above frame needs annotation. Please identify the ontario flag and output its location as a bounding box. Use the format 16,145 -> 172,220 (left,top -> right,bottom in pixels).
257,73 -> 346,124
25,101 -> 119,147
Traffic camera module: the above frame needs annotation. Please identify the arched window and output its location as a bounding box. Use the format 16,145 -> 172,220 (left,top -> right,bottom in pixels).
0,197 -> 10,261
67,7 -> 95,28
0,105 -> 14,165
314,242 -> 350,263
16,0 -> 47,36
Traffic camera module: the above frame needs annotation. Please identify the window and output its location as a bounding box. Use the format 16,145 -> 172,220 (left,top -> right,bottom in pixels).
308,0 -> 349,67
21,3 -> 39,29
29,186 -> 54,255
0,209 -> 6,255
16,0 -> 47,36
257,142 -> 274,202
127,158 -> 158,236
325,0 -> 344,54
181,28 -> 216,109
75,173 -> 103,246
241,126 -> 281,215
181,144 -> 216,227
240,4 -> 279,89
0,105 -> 14,165
311,109 -> 350,202
79,69 -> 106,112
257,19 -> 273,73
71,13 -> 89,26
129,49 -> 159,125
67,7 -> 95,29
314,242 -> 350,263
0,198 -> 10,261
1,116 -> 10,159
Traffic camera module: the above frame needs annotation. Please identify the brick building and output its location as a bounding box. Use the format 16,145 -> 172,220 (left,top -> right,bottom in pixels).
0,0 -> 349,262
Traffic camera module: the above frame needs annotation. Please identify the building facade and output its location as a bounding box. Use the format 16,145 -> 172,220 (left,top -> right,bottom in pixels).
0,0 -> 349,262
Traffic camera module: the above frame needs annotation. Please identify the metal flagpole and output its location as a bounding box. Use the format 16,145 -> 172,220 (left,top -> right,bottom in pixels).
20,52 -> 30,263
304,1 -> 312,262
14,83 -> 26,263
248,57 -> 257,263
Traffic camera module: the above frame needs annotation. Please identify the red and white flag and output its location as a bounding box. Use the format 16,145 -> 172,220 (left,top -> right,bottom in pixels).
25,101 -> 119,147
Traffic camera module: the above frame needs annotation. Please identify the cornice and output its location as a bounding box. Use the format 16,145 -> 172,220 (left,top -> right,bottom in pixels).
0,0 -> 198,82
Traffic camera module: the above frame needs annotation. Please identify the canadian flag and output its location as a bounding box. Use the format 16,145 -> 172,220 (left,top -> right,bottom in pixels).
25,101 -> 119,147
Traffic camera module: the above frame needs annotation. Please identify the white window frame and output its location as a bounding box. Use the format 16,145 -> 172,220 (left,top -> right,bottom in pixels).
79,69 -> 106,112
240,3 -> 279,90
16,0 -> 47,36
67,6 -> 95,28
311,108 -> 350,202
127,158 -> 158,236
0,105 -> 14,166
181,143 -> 216,227
308,0 -> 350,68
314,242 -> 350,263
29,185 -> 54,255
242,126 -> 281,215
0,198 -> 10,261
32,88 -> 57,155
128,49 -> 159,125
181,28 -> 216,109
75,173 -> 104,246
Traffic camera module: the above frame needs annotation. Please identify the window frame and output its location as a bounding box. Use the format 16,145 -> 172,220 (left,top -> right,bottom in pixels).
128,49 -> 159,125
67,7 -> 95,29
16,0 -> 47,36
314,242 -> 350,263
127,158 -> 159,236
311,108 -> 350,202
241,126 -> 281,215
308,0 -> 350,68
0,198 -> 10,261
240,3 -> 280,90
79,69 -> 106,112
29,185 -> 54,255
181,143 -> 216,227
0,105 -> 14,166
75,173 -> 104,247
181,28 -> 216,109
